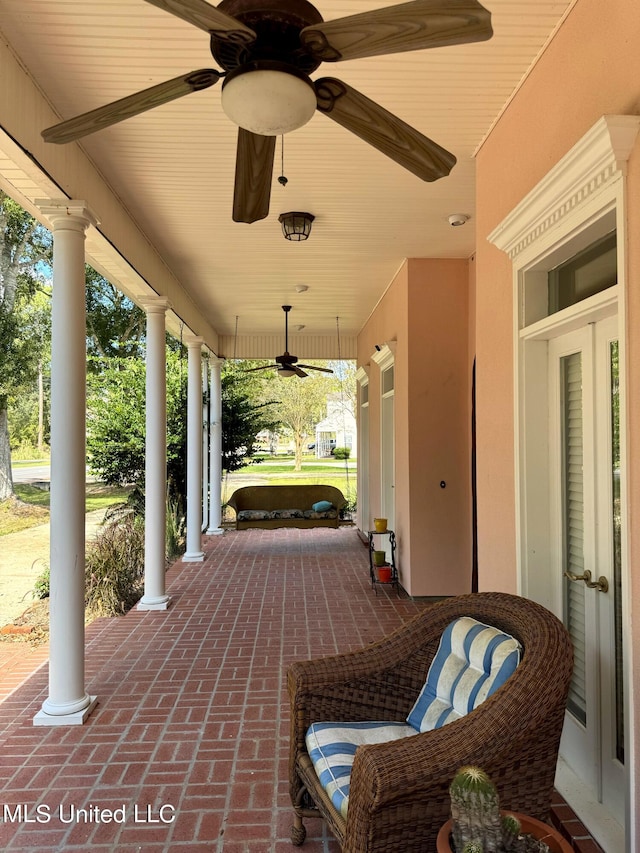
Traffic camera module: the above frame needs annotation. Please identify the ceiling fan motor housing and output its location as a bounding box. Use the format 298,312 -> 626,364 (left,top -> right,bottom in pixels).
212,0 -> 324,73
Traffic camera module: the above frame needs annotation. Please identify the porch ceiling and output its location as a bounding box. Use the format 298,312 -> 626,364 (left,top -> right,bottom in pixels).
0,0 -> 574,354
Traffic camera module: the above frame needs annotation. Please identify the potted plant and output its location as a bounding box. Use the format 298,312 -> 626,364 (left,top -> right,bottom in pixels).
372,549 -> 387,567
436,766 -> 573,853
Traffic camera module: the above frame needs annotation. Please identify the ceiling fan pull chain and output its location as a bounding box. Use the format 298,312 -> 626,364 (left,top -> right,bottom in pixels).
278,135 -> 288,187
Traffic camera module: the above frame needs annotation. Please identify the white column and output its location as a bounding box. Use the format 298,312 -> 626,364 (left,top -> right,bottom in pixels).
206,356 -> 224,534
34,200 -> 98,726
138,298 -> 171,610
202,355 -> 209,531
183,336 -> 204,561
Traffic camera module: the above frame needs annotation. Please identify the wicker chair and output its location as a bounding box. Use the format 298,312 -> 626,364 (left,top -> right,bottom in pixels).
288,592 -> 573,852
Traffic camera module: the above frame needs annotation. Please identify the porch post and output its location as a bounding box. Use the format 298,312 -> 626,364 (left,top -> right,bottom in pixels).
34,200 -> 98,726
183,336 -> 204,561
206,356 -> 224,534
202,354 -> 209,532
138,297 -> 171,610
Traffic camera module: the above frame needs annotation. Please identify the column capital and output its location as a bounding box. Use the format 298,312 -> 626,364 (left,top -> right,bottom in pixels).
184,335 -> 205,350
208,355 -> 225,369
35,199 -> 99,231
139,296 -> 170,314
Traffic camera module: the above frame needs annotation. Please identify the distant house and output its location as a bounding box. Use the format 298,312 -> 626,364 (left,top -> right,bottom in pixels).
312,394 -> 356,458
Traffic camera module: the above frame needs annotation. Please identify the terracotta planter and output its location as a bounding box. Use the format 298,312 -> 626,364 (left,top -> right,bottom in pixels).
374,518 -> 388,532
436,812 -> 573,853
376,566 -> 392,583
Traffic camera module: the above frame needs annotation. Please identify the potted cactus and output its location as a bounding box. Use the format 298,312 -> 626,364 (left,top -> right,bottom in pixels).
436,766 -> 573,853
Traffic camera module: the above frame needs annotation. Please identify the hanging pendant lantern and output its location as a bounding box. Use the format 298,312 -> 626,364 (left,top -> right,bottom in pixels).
279,211 -> 314,241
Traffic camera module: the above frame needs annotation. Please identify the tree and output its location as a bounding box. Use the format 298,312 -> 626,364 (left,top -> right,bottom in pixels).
221,360 -> 280,473
7,287 -> 52,452
0,191 -> 52,499
86,350 -> 188,501
266,369 -> 334,471
85,267 -> 145,363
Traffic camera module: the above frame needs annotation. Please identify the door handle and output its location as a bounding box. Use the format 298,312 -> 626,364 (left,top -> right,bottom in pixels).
564,569 -> 609,593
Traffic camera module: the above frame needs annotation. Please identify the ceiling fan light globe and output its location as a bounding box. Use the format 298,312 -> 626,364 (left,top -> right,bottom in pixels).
278,366 -> 296,378
221,66 -> 316,136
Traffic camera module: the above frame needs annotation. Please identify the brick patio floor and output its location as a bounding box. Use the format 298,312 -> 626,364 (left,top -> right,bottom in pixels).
0,527 -> 603,852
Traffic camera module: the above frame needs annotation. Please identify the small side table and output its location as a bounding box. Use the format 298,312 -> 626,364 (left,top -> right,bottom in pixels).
368,529 -> 398,594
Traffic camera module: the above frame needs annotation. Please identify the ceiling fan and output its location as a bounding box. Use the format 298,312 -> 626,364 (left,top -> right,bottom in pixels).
244,305 -> 334,377
41,0 -> 493,224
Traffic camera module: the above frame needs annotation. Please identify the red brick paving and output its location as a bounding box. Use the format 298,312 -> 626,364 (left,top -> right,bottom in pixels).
0,529 -> 428,851
0,527 -> 604,851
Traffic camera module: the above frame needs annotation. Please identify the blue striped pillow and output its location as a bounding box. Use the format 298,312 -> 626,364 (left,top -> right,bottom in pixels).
406,616 -> 522,732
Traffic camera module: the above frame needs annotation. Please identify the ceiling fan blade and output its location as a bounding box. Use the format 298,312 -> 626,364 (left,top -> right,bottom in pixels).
243,364 -> 278,372
144,0 -> 256,43
301,0 -> 491,63
297,364 -> 334,374
290,366 -> 309,378
315,77 -> 455,181
42,69 -> 221,144
233,129 -> 276,223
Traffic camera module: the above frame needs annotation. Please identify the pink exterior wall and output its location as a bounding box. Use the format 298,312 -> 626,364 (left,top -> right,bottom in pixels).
406,259 -> 472,596
475,0 -> 640,836
357,258 -> 471,597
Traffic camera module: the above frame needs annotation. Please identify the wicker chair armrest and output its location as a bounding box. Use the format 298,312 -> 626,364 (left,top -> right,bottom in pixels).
341,673 -> 569,852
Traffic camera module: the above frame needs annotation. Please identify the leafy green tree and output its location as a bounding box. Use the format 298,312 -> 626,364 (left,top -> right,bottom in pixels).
265,367 -> 334,471
221,361 -> 280,473
8,287 -> 52,452
85,267 -> 145,363
86,350 -> 188,500
0,191 -> 52,499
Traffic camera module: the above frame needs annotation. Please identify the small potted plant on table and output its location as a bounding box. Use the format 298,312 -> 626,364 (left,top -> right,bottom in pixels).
436,766 -> 573,853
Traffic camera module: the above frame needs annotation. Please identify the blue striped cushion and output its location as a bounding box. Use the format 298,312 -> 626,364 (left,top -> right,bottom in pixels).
406,616 -> 522,732
305,721 -> 416,818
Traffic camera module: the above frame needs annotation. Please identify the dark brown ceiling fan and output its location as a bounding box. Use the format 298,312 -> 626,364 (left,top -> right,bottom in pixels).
41,0 -> 492,224
244,305 -> 334,377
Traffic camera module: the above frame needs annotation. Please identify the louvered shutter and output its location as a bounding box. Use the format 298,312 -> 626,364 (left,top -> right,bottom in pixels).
562,352 -> 587,724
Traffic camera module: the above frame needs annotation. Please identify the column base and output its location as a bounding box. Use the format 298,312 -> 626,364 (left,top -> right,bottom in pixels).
206,527 -> 225,535
34,695 -> 98,727
182,551 -> 204,562
137,595 -> 172,611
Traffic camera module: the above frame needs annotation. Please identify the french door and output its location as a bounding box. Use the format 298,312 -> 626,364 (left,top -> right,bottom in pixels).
548,316 -> 624,827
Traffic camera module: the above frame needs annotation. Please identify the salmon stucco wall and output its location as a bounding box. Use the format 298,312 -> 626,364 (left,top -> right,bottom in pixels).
474,0 -> 640,838
406,258 -> 472,597
358,258 -> 471,597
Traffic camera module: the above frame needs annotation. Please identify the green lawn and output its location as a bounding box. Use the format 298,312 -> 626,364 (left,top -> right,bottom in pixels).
0,484 -> 130,536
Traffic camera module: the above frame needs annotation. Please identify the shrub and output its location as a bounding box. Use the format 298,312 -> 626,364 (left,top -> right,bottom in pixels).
85,515 -> 145,618
33,564 -> 50,599
166,496 -> 185,560
333,446 -> 351,460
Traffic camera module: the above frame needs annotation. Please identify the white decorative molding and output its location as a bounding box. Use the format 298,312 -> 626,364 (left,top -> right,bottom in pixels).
488,115 -> 640,260
355,365 -> 370,385
371,341 -> 397,371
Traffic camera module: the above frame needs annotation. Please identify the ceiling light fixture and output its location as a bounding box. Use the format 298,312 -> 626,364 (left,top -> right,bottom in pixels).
221,62 -> 317,137
278,366 -> 296,378
279,211 -> 315,241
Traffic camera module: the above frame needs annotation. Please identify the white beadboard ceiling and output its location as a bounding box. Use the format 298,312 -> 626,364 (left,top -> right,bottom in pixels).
0,0 -> 574,354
